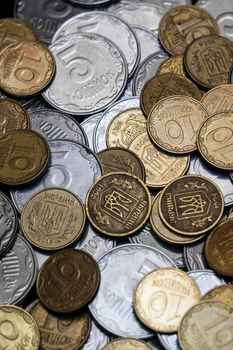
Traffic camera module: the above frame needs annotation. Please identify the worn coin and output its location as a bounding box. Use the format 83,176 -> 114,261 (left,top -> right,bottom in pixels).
201,85 -> 233,115
157,55 -> 186,77
132,26 -> 162,63
81,113 -> 102,151
184,239 -> 207,271
102,338 -> 153,350
37,249 -> 100,313
202,285 -> 233,308
159,175 -> 224,235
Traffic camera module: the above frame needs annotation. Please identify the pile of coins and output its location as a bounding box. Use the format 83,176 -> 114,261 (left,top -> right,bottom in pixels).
0,0 -> 233,349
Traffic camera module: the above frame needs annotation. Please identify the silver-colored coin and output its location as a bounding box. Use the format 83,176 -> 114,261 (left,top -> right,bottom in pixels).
93,96 -> 140,152
184,239 -> 207,271
89,243 -> 176,338
109,0 -> 191,10
0,89 -> 49,111
0,235 -> 38,305
132,52 -> 168,95
81,114 -> 102,151
11,139 -> 103,212
147,336 -> 165,350
188,154 -> 233,206
43,33 -> 127,115
29,109 -> 88,145
68,0 -> 118,6
82,320 -> 111,350
52,12 -> 140,78
121,80 -> 134,98
129,223 -> 186,269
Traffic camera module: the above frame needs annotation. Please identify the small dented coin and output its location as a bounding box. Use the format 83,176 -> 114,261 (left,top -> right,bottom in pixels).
102,338 -> 153,350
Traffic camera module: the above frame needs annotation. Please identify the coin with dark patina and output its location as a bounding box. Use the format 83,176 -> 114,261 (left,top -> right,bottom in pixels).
0,129 -> 49,186
86,172 -> 151,237
97,147 -> 145,181
157,55 -> 186,77
159,175 -> 224,235
37,249 -> 100,313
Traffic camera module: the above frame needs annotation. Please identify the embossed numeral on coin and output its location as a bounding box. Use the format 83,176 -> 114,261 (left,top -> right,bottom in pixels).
165,114 -> 196,145
44,0 -> 72,18
176,18 -> 212,43
15,54 -> 43,84
206,126 -> 233,159
10,143 -> 37,171
49,258 -> 79,293
0,320 -> 19,340
149,291 -> 183,321
201,313 -> 233,346
42,312 -> 74,332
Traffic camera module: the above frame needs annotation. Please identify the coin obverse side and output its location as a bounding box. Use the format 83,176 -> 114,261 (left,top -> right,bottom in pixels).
37,249 -> 100,313
86,172 -> 151,237
157,55 -> 186,77
200,85 -> 233,116
101,338 -> 153,350
202,285 -> 233,309
134,268 -> 201,333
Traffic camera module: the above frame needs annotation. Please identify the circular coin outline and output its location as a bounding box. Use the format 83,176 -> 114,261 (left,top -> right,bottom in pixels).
101,338 -> 153,350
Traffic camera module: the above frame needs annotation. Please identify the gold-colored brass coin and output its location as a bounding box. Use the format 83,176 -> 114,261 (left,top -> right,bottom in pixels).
0,98 -> 30,137
178,301 -> 233,350
202,285 -> 233,308
185,35 -> 233,89
0,40 -> 55,96
0,305 -> 40,349
97,147 -> 145,181
197,111 -> 233,170
148,95 -> 209,154
157,55 -> 186,77
141,73 -> 202,117
21,188 -> 86,251
159,175 -> 224,235
129,132 -> 189,188
150,194 -> 205,245
86,172 -> 151,237
159,6 -> 219,56
102,338 -> 153,350
205,218 -> 233,277
37,249 -> 100,313
29,300 -> 91,350
201,85 -> 233,116
134,268 -> 201,333
106,108 -> 146,148
0,129 -> 49,186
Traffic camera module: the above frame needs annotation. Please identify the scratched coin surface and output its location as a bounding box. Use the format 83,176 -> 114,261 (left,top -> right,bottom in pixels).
202,285 -> 233,308
102,338 -> 153,350
89,244 -> 176,338
86,172 -> 151,237
0,40 -> 55,96
43,33 -> 127,115
201,85 -> 233,116
81,113 -> 102,151
157,55 -> 186,77
148,95 -> 209,154
37,249 -> 100,313
159,175 -> 224,235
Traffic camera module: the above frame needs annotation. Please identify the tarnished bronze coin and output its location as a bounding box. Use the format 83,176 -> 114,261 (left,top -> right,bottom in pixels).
141,73 -> 202,117
197,111 -> 233,171
178,301 -> 233,350
86,172 -> 151,237
102,338 -> 153,350
148,95 -> 209,154
21,188 -> 86,251
201,85 -> 233,116
202,285 -> 233,308
205,219 -> 233,277
0,98 -> 30,137
159,175 -> 224,235
129,132 -> 189,188
185,35 -> 233,89
29,300 -> 91,350
0,40 -> 55,96
37,249 -> 100,313
134,268 -> 201,333
106,108 -> 146,148
159,6 -> 219,56
0,129 -> 49,186
97,147 -> 145,181
157,55 -> 186,77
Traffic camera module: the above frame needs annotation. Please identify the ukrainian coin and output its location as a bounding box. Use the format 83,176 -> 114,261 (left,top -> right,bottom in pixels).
29,300 -> 91,350
82,320 -> 110,350
0,41 -> 55,96
106,107 -> 146,148
0,235 -> 38,305
184,239 -> 207,271
197,111 -> 233,170
147,337 -> 164,350
178,301 -> 233,350
97,147 -> 145,180
203,285 -> 233,308
81,113 -> 102,151
11,139 -> 103,211
185,35 -> 233,89
132,26 -> 162,63
201,85 -> 233,115
159,175 -> 224,235
86,172 -> 151,237
157,55 -> 186,77
129,132 -> 190,188
141,74 -> 202,117
128,0 -> 191,10
43,33 -> 127,115
89,244 -> 176,338
37,249 -> 100,313
102,338 -> 153,350
148,95 -> 209,154
0,129 -> 49,186
52,12 -> 139,78
134,268 -> 201,333
159,5 -> 219,55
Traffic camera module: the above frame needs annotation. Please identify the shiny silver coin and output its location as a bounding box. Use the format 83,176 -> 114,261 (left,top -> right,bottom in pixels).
67,0 -> 118,6
109,0 -> 191,10
0,235 -> 38,305
52,12 -> 140,78
81,114 -> 102,151
43,33 -> 127,115
184,239 -> 207,271
29,109 -> 88,145
11,139 -> 103,212
82,320 -> 111,350
93,96 -> 140,152
89,243 -> 176,339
